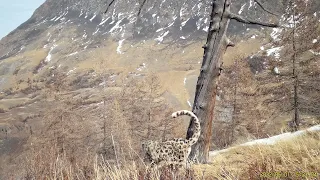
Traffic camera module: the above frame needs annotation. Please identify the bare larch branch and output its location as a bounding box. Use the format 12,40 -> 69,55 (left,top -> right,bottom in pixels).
228,12 -> 279,27
254,0 -> 280,16
137,0 -> 147,17
104,0 -> 117,14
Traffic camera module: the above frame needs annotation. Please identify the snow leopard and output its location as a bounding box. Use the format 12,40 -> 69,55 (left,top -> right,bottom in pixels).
142,110 -> 200,168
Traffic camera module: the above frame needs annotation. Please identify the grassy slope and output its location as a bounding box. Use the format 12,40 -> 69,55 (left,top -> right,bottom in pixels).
194,130 -> 320,179
15,129 -> 319,180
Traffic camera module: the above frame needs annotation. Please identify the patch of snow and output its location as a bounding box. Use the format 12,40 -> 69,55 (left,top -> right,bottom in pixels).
99,17 -> 110,25
270,28 -> 282,41
35,19 -> 48,27
248,0 -> 254,9
17,46 -> 25,53
266,46 -> 282,59
129,13 -> 137,24
92,28 -> 100,35
243,125 -> 320,146
312,39 -> 317,43
184,77 -> 187,85
66,51 -> 78,57
260,46 -> 264,50
197,2 -> 203,15
117,12 -> 125,19
181,18 -> 190,27
152,13 -> 157,18
196,18 -> 202,30
203,26 -> 209,32
67,68 -> 76,76
47,34 -> 52,42
155,31 -> 169,43
238,3 -> 246,14
109,19 -> 124,34
180,36 -> 186,40
50,16 -> 57,21
99,81 -> 106,86
79,9 -> 84,17
167,21 -> 175,28
45,44 -> 57,62
117,39 -> 125,54
187,100 -> 192,107
309,50 -> 320,55
55,13 -> 65,22
82,32 -> 87,39
90,14 -> 97,22
180,6 -> 188,17
209,149 -> 229,157
210,125 -> 320,158
273,67 -> 280,74
251,35 -> 256,39
156,28 -> 164,32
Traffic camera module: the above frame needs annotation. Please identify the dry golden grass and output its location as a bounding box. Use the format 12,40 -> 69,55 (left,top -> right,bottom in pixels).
0,97 -> 31,109
157,70 -> 190,108
19,142 -> 194,180
14,130 -> 319,180
194,130 -> 320,180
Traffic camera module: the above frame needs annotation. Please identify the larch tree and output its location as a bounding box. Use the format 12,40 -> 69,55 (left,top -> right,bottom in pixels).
278,0 -> 320,130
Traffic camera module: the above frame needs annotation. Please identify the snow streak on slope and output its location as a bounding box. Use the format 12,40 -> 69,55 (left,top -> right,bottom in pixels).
116,39 -> 125,54
209,125 -> 320,158
45,44 -> 58,62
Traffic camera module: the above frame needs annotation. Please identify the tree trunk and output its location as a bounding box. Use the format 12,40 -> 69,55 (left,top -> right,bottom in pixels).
186,0 -> 233,163
292,6 -> 300,131
186,0 -> 279,163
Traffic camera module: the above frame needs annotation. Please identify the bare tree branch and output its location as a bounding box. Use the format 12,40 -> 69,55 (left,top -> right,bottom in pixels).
137,0 -> 147,17
228,13 -> 279,27
254,0 -> 280,16
104,0 -> 117,14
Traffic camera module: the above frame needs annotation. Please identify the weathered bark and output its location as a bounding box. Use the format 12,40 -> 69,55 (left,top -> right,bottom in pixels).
186,0 -> 233,163
291,7 -> 300,131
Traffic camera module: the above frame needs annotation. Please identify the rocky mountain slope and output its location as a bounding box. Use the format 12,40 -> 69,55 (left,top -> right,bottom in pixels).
0,0 -> 286,113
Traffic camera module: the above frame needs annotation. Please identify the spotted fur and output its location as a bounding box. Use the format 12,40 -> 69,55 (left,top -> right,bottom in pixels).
142,110 -> 200,168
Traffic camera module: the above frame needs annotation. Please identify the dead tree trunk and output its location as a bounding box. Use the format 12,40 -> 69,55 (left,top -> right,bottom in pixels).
187,0 -> 279,163
186,0 -> 234,163
291,6 -> 300,131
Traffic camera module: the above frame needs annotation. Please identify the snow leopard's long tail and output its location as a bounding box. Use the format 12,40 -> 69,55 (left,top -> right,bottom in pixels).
172,110 -> 200,146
